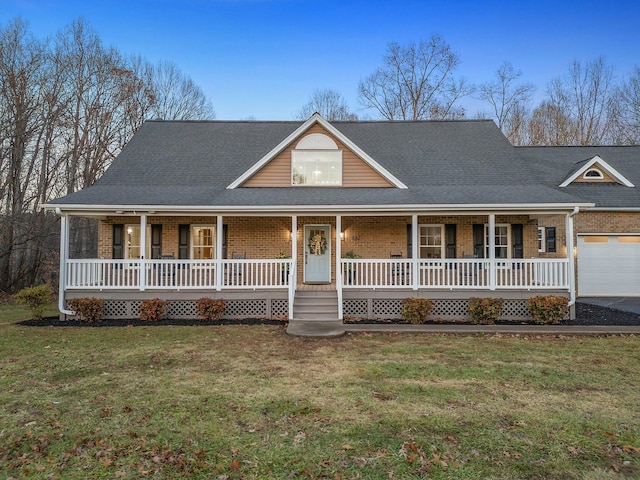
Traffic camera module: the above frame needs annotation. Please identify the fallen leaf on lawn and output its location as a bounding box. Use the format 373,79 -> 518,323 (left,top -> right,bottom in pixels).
622,445 -> 640,454
341,444 -> 355,450
568,446 -> 580,456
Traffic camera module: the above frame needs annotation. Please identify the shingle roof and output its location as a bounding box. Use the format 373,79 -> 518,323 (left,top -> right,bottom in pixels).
517,146 -> 640,209
47,118 -> 639,211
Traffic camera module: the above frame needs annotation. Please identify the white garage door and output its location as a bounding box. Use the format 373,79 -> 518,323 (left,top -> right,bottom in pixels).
578,235 -> 640,296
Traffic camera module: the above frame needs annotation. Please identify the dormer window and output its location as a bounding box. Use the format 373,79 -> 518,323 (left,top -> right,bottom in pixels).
291,133 -> 342,186
583,168 -> 604,180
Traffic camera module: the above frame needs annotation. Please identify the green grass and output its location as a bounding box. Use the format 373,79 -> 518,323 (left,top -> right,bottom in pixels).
0,306 -> 639,479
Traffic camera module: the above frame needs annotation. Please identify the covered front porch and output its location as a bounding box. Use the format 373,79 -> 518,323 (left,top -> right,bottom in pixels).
57,209 -> 577,321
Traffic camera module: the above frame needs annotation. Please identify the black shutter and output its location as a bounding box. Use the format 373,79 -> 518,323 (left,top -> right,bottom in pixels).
112,224 -> 124,259
151,224 -> 162,259
222,224 -> 228,259
473,224 -> 484,258
406,223 -> 412,258
178,224 -> 190,259
546,227 -> 557,253
445,224 -> 456,258
512,224 -> 524,259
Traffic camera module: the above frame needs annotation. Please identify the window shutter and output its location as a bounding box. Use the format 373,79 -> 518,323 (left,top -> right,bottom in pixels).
512,224 -> 524,259
445,224 -> 456,258
151,225 -> 162,259
178,224 -> 190,259
112,224 -> 124,259
473,224 -> 484,258
406,224 -> 412,258
222,224 -> 228,259
546,227 -> 557,253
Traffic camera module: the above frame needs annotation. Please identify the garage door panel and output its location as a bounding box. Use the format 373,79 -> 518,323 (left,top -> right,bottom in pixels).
578,236 -> 640,296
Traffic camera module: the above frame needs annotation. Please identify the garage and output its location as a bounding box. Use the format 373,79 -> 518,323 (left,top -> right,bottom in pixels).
577,235 -> 640,296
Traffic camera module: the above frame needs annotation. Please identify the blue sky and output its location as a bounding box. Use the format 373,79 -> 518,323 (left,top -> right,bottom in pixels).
2,0 -> 639,120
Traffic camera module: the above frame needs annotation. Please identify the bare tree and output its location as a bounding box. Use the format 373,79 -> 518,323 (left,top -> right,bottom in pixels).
0,17 -> 216,291
296,88 -> 356,121
478,62 -> 535,144
545,57 -> 617,145
145,60 -> 214,120
358,36 -> 473,120
0,18 -> 56,291
527,101 -> 574,146
615,67 -> 640,143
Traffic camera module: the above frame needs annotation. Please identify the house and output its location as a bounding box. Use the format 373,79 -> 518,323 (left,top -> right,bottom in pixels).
44,113 -> 640,330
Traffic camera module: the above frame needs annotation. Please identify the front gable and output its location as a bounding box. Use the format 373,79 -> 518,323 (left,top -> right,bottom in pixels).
227,113 -> 407,189
559,155 -> 635,187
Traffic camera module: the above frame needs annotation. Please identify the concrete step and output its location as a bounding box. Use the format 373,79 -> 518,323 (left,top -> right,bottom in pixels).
293,290 -> 339,319
294,291 -> 338,299
287,318 -> 345,337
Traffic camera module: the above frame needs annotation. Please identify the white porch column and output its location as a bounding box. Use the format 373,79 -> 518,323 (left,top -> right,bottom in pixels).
289,215 -> 297,320
139,214 -> 147,291
488,214 -> 496,290
566,210 -> 576,305
335,215 -> 343,320
291,215 -> 297,271
216,215 -> 223,291
58,213 -> 73,315
412,214 -> 419,290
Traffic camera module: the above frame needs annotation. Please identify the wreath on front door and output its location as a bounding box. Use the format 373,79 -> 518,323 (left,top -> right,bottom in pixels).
309,233 -> 327,255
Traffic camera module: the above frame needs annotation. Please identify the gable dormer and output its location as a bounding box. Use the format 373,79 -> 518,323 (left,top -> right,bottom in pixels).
227,113 -> 406,189
559,155 -> 634,187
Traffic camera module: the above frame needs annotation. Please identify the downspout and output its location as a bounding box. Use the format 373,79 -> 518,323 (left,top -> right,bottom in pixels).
567,207 -> 579,307
56,209 -> 75,316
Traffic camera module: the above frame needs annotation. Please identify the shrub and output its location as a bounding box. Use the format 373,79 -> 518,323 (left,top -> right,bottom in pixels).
526,296 -> 569,324
139,298 -> 171,321
196,297 -> 226,321
468,297 -> 504,324
14,284 -> 53,320
67,297 -> 105,322
401,297 -> 434,324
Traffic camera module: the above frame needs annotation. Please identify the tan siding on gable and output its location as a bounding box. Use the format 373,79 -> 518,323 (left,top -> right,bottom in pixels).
241,123 -> 394,187
573,167 -> 617,183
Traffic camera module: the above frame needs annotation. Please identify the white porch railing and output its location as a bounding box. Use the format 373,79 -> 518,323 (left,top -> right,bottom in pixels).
66,259 -> 293,290
65,257 -> 569,293
340,258 -> 569,290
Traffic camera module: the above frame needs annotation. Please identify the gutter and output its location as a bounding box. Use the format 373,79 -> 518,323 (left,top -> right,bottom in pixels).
43,202 -> 595,215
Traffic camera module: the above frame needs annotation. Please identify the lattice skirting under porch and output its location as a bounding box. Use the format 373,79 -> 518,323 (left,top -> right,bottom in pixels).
342,298 -> 533,321
67,298 -> 289,320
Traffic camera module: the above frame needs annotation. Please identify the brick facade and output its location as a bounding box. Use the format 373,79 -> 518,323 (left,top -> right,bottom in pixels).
97,214 -> 545,286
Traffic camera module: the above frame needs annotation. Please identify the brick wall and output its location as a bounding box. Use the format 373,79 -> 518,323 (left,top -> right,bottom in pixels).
98,214 -> 542,263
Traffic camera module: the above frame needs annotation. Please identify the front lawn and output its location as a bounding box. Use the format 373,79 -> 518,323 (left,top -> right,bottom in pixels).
1,313 -> 638,479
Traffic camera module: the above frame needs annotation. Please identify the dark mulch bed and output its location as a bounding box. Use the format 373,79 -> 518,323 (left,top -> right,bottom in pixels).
18,317 -> 287,327
15,303 -> 640,328
344,302 -> 640,327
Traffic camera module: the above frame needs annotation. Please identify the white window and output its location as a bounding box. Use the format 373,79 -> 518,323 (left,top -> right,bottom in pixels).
191,225 -> 215,259
485,224 -> 511,259
292,150 -> 342,186
125,225 -> 151,259
419,224 -> 444,258
538,227 -> 545,252
291,133 -> 342,186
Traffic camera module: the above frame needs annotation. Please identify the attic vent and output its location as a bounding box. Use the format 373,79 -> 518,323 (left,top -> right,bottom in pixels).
583,168 -> 604,179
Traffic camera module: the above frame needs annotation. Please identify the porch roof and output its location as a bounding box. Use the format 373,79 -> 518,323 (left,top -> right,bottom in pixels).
46,119 -> 600,213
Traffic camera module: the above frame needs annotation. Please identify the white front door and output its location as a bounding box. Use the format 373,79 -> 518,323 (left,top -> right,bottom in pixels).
304,225 -> 331,283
